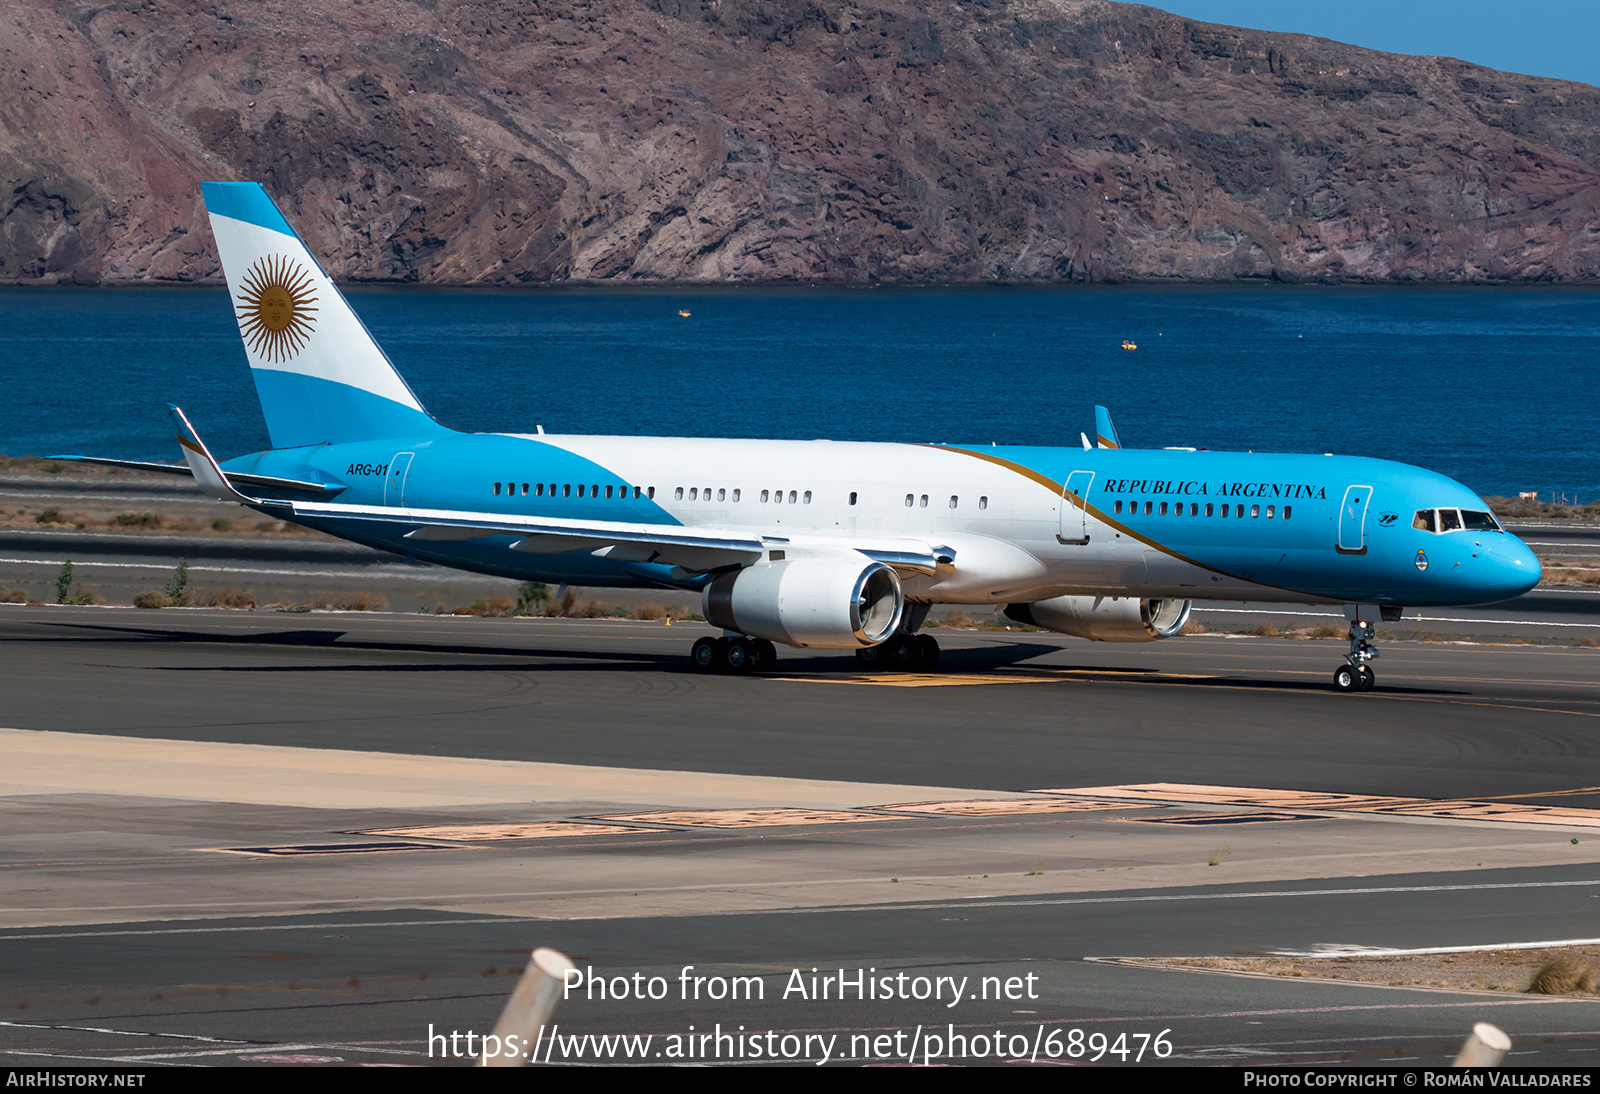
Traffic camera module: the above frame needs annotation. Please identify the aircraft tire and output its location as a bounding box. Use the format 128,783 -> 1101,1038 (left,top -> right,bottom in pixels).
916,634 -> 941,669
886,634 -> 919,669
751,639 -> 778,673
855,645 -> 882,669
722,637 -> 753,674
691,637 -> 718,672
1332,664 -> 1359,692
1357,665 -> 1375,691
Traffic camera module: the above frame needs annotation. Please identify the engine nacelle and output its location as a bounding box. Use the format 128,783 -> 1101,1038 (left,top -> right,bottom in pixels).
1004,596 -> 1192,642
704,557 -> 904,649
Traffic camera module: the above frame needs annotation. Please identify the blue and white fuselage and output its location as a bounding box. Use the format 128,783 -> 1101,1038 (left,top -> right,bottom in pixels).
63,183 -> 1541,686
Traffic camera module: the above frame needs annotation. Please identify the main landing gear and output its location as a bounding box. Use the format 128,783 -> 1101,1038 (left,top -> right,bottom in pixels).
854,633 -> 941,671
690,635 -> 778,674
1332,619 -> 1379,693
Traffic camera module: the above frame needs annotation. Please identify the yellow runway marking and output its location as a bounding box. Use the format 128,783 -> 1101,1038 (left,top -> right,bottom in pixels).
876,798 -> 1158,817
358,822 -> 647,841
771,669 -> 1218,688
588,807 -> 897,828
1040,783 -> 1600,829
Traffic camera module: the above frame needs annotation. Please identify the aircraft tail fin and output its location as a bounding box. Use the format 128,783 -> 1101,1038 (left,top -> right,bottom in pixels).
1094,406 -> 1121,449
201,182 -> 449,450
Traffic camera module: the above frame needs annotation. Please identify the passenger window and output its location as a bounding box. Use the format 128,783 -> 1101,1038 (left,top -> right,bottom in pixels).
1283,505 -> 1292,519
1114,500 -> 1123,515
1144,501 -> 1153,515
1439,509 -> 1462,532
494,482 -> 502,495
580,484 -> 588,498
592,485 -> 599,497
521,483 -> 528,496
690,488 -> 698,501
979,496 -> 988,510
633,486 -> 641,499
1461,510 -> 1500,531
761,490 -> 770,503
732,489 -> 740,502
1251,504 -> 1259,518
549,483 -> 557,496
919,495 -> 928,508
605,485 -> 613,499
790,490 -> 798,504
536,483 -> 545,496
647,487 -> 655,499
1236,505 -> 1245,518
1159,502 -> 1168,516
949,495 -> 958,509
1266,505 -> 1275,518
1206,503 -> 1214,517
849,492 -> 857,506
562,484 -> 571,497
905,494 -> 914,507
675,487 -> 684,500
804,491 -> 812,504
1190,503 -> 1198,516
718,488 -> 726,501
774,490 -> 783,505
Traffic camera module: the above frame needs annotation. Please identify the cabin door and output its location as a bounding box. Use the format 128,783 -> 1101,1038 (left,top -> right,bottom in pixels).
1059,470 -> 1094,544
385,452 -> 415,507
1337,484 -> 1372,555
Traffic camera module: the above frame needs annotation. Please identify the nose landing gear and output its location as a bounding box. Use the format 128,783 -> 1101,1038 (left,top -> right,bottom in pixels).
1333,619 -> 1379,692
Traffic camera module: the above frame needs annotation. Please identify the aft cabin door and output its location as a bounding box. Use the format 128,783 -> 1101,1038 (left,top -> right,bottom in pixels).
1337,484 -> 1372,555
385,452 -> 415,507
1059,471 -> 1094,545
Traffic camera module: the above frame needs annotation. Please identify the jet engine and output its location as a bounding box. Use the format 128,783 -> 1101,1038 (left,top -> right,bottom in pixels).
704,557 -> 904,649
1004,595 -> 1192,642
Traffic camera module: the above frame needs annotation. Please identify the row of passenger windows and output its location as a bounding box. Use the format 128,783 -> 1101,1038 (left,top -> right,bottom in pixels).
906,494 -> 990,509
1115,500 -> 1293,520
1414,508 -> 1501,533
495,482 -> 652,499
490,482 -> 994,510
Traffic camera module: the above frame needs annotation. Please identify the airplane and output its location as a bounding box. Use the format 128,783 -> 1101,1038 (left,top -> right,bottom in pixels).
58,183 -> 1542,692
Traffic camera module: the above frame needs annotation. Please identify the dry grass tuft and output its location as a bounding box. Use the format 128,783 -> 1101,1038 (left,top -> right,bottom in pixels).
1528,954 -> 1597,995
942,610 -> 975,629
1179,618 -> 1209,635
114,512 -> 162,528
633,602 -> 668,621
1,589 -> 26,604
1244,621 -> 1280,637
336,591 -> 388,612
1309,623 -> 1343,638
1577,636 -> 1599,649
452,596 -> 514,617
132,591 -> 167,609
198,588 -> 258,609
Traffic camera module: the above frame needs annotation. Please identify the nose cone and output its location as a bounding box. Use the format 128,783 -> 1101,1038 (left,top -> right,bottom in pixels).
1489,534 -> 1542,599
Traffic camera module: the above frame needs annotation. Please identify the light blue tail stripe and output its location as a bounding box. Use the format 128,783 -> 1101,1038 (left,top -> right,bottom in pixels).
252,369 -> 449,450
201,182 -> 297,238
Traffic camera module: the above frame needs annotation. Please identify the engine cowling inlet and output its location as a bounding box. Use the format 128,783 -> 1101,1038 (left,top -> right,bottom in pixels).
1004,595 -> 1192,642
704,557 -> 904,649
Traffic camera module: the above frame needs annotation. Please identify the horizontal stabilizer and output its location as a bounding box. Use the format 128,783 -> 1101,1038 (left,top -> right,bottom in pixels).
46,454 -> 341,496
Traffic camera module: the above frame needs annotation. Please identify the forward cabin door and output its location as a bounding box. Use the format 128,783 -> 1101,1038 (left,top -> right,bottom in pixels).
1337,484 -> 1372,555
1059,470 -> 1094,544
385,452 -> 415,507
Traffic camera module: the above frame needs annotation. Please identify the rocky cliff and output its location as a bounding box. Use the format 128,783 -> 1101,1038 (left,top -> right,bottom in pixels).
7,0 -> 1600,283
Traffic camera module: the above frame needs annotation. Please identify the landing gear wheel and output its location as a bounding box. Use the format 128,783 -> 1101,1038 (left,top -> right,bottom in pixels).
1356,665 -> 1375,691
915,634 -> 941,669
1333,664 -> 1359,692
750,639 -> 778,673
855,645 -> 882,669
885,634 -> 919,669
721,637 -> 753,674
690,637 -> 718,672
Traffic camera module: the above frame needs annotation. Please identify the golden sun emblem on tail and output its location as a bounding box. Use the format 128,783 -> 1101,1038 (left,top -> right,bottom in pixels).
236,255 -> 318,362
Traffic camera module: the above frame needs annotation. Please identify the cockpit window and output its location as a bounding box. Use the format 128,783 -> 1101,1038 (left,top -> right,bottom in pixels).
1438,508 -> 1462,532
1412,509 -> 1437,533
1460,509 -> 1501,532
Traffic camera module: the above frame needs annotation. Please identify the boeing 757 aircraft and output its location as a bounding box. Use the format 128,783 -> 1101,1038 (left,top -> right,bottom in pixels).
61,183 -> 1541,691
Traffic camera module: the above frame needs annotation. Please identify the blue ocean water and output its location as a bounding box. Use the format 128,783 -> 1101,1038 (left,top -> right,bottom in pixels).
0,284 -> 1595,502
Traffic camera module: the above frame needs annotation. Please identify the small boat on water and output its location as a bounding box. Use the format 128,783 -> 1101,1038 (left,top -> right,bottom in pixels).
1121,339 -> 1136,350
678,309 -> 692,318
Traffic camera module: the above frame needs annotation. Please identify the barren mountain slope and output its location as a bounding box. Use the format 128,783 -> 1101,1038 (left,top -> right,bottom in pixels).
6,0 -> 1600,283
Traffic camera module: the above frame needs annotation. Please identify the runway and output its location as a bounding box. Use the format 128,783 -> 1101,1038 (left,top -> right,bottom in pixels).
3,605 -> 1600,1065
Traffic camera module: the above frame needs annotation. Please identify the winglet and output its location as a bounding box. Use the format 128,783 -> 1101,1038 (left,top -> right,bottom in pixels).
168,405 -> 257,504
1094,406 -> 1121,449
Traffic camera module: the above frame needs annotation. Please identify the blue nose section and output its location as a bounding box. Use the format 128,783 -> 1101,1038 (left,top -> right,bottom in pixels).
1490,534 -> 1542,599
